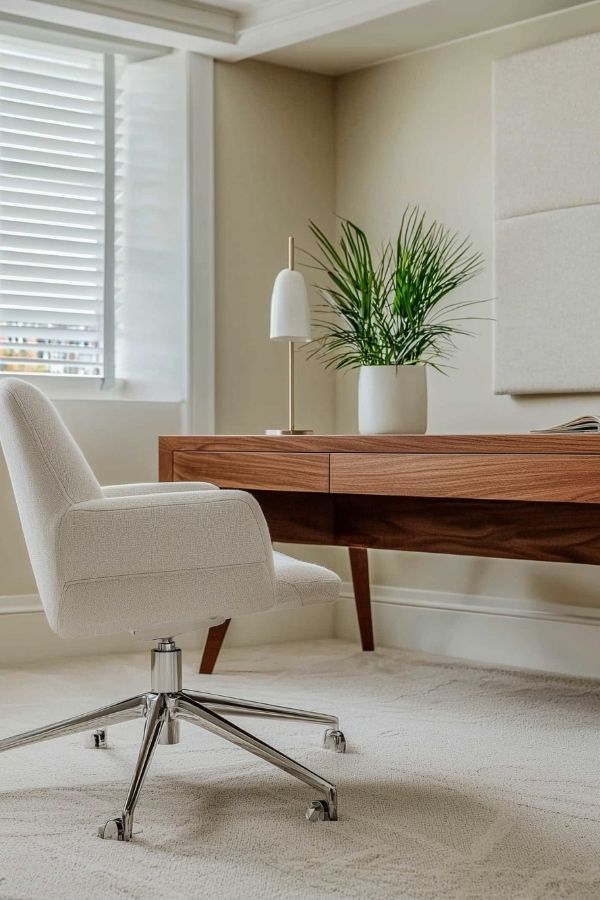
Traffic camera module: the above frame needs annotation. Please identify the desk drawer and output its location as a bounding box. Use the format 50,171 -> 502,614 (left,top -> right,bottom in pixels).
173,451 -> 329,493
330,453 -> 600,503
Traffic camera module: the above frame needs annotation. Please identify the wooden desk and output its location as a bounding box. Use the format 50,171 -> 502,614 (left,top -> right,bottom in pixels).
159,434 -> 600,672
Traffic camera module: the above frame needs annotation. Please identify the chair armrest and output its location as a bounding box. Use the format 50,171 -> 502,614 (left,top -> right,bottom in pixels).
102,481 -> 217,498
58,489 -> 274,585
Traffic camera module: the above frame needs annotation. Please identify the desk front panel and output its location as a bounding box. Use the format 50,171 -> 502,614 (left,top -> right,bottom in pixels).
330,453 -> 600,503
172,451 -> 329,493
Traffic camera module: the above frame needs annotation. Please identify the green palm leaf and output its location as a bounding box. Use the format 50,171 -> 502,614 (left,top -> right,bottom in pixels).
305,209 -> 485,371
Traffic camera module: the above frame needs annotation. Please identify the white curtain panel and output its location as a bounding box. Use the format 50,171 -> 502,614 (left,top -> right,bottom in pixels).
494,33 -> 600,394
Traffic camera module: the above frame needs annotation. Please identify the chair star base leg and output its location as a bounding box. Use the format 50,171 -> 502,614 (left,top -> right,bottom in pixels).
0,695 -> 147,753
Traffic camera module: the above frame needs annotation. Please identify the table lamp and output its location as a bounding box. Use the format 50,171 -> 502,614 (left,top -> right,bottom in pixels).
266,236 -> 313,435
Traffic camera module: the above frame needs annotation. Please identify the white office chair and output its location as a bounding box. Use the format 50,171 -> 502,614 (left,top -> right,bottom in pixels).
0,378 -> 345,841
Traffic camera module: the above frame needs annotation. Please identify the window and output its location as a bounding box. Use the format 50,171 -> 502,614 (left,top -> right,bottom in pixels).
0,36 -> 115,380
0,36 -> 211,410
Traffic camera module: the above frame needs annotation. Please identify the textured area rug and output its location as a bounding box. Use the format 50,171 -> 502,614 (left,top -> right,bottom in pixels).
0,640 -> 599,900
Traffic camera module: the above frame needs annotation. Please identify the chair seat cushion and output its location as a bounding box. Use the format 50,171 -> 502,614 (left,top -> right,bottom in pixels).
273,551 -> 341,607
134,554 -> 342,640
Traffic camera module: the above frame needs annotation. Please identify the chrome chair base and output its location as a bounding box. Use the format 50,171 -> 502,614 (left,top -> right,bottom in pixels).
0,639 -> 345,842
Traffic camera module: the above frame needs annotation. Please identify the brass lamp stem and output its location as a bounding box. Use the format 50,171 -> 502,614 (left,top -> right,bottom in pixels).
288,236 -> 295,271
288,340 -> 295,433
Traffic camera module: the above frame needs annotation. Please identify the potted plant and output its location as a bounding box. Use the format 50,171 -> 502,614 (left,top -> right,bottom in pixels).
306,208 -> 484,434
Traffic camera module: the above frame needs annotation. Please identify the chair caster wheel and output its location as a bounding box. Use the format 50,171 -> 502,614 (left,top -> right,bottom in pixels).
98,817 -> 126,841
323,728 -> 346,753
305,800 -> 336,822
85,728 -> 108,749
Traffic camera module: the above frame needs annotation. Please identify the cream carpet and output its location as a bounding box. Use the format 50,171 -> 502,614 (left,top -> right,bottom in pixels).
0,640 -> 599,900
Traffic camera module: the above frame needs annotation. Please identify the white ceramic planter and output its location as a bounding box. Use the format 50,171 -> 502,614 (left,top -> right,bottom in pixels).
358,365 -> 427,434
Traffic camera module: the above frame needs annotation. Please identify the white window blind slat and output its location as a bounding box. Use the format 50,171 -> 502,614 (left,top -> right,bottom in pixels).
3,135 -> 103,154
1,90 -> 105,117
0,234 -> 102,253
0,190 -> 103,214
0,36 -> 107,377
0,134 -> 102,156
1,249 -> 101,265
0,50 -> 99,80
1,184 -> 103,205
1,217 -> 103,235
0,69 -> 104,101
1,289 -> 102,305
1,213 -> 104,233
1,160 -> 104,188
2,254 -> 99,271
1,303 -> 102,319
2,161 -> 103,185
0,108 -> 104,132
4,271 -> 101,286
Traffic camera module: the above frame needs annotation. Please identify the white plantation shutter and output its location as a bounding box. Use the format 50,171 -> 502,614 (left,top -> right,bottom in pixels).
0,36 -> 112,378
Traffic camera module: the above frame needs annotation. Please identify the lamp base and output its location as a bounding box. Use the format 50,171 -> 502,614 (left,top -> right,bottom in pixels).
265,428 -> 314,435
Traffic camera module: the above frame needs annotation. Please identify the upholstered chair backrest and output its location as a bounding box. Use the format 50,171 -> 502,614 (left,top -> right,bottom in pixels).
0,378 -> 101,618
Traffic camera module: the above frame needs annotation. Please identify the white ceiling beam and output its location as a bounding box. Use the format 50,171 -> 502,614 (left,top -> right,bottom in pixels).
228,0 -> 436,59
0,0 -> 237,52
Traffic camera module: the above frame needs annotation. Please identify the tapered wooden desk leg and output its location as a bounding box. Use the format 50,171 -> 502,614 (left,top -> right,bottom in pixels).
348,547 -> 374,651
199,619 -> 231,674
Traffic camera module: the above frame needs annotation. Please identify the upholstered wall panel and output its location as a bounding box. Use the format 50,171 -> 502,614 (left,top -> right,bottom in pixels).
495,34 -> 600,220
495,206 -> 600,394
494,33 -> 600,394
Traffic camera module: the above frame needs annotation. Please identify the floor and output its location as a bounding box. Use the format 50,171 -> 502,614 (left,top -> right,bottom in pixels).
0,639 -> 599,900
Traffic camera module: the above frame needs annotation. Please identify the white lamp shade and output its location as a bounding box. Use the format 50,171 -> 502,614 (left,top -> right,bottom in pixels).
270,268 -> 311,342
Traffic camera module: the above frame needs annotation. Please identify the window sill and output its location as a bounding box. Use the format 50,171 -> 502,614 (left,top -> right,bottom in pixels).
0,372 -> 188,404
0,372 -> 122,402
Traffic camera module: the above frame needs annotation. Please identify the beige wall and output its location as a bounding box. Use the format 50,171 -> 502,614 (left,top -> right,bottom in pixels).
214,59 -> 336,436
335,3 -> 600,607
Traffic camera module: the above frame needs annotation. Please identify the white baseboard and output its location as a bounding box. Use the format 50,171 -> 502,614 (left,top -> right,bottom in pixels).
3,585 -> 600,677
336,582 -> 600,678
0,595 -> 335,666
0,594 -> 41,614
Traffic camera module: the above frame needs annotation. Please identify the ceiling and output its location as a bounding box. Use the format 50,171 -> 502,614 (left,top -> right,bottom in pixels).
182,0 -> 276,9
3,0 -> 595,72
257,0 -> 594,74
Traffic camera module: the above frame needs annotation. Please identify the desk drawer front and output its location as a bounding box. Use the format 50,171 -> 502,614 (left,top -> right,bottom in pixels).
330,453 -> 600,503
173,451 -> 329,493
